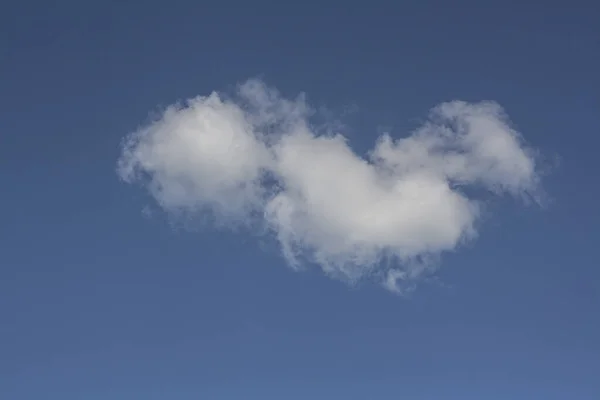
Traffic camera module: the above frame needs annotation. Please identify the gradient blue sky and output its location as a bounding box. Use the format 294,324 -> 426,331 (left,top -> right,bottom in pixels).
1,1 -> 599,399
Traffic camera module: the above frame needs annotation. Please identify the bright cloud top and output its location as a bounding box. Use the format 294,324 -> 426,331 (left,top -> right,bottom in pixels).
117,79 -> 541,293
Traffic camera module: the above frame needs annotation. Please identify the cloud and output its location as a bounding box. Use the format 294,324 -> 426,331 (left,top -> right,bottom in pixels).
117,79 -> 542,293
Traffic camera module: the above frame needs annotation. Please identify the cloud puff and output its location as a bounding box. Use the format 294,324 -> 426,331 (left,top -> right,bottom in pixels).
117,79 -> 541,293
118,92 -> 271,220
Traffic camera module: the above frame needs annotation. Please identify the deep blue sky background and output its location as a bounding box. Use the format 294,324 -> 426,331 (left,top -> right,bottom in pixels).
1,1 -> 599,399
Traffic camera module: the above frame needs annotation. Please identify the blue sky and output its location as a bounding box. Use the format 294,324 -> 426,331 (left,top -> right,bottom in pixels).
1,1 -> 599,399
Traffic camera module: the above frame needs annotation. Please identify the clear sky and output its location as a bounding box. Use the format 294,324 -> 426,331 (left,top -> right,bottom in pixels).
1,1 -> 599,399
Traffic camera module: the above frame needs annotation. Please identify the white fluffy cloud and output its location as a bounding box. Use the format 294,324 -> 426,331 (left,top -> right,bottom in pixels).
117,79 -> 541,293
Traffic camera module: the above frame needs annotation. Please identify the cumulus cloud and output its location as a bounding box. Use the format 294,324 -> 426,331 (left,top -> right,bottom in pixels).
117,79 -> 542,293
